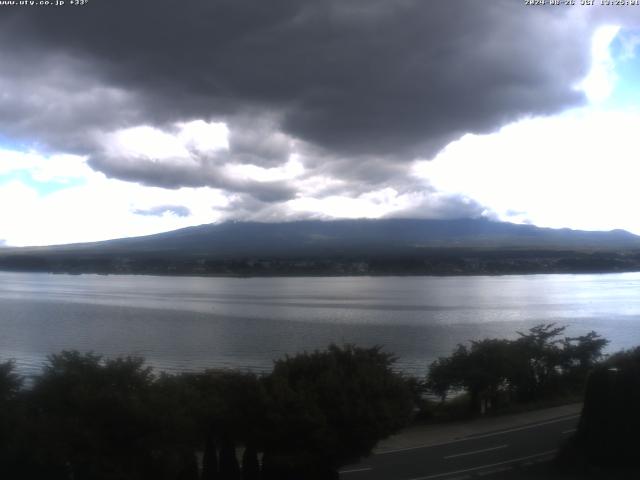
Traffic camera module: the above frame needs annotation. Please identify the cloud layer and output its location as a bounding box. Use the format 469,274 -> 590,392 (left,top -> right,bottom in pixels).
2,2 -> 596,159
0,2 -> 638,245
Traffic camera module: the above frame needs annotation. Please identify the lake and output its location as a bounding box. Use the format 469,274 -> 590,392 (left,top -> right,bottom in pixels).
1,271 -> 640,379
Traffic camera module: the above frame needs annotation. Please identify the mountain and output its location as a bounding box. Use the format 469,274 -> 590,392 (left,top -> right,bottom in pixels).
2,218 -> 640,276
12,218 -> 640,255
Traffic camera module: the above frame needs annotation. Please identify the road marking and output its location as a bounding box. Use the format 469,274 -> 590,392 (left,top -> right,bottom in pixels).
444,444 -> 508,459
477,466 -> 512,476
562,428 -> 577,434
406,450 -> 557,480
377,415 -> 579,455
459,415 -> 580,442
339,467 -> 372,474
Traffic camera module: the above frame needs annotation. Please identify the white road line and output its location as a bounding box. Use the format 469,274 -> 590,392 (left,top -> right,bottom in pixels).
443,444 -> 508,459
463,416 -> 579,441
339,467 -> 373,474
477,466 -> 512,477
562,428 -> 577,434
406,449 -> 557,480
377,415 -> 579,455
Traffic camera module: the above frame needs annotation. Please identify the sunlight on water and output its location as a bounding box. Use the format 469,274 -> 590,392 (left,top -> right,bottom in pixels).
1,272 -> 640,378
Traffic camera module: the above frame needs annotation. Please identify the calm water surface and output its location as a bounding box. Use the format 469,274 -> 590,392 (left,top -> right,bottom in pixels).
1,271 -> 640,378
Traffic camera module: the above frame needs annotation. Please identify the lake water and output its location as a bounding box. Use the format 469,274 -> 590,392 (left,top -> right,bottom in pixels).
1,271 -> 640,379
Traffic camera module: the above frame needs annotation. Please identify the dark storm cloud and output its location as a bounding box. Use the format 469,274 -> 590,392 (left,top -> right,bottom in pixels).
133,205 -> 191,218
1,1 -> 596,156
0,1 -> 621,208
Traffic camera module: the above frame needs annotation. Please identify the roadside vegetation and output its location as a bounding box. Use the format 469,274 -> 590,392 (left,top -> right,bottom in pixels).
0,324 -> 630,479
423,324 -> 607,418
556,346 -> 640,477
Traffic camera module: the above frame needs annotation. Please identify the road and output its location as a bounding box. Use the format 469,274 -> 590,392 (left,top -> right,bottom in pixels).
339,414 -> 579,480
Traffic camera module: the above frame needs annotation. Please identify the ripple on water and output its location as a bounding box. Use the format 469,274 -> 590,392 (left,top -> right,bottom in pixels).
1,271 -> 640,379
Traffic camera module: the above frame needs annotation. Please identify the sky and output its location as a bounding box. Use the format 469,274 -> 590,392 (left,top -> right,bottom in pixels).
1,1 -> 640,246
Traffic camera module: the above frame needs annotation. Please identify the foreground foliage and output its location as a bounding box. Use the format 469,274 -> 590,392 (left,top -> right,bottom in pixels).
555,346 -> 640,477
0,326 -> 617,479
0,345 -> 413,480
426,324 -> 608,414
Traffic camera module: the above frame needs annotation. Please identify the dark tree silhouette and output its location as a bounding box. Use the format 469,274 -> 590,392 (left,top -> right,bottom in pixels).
0,360 -> 21,402
427,339 -> 514,414
0,360 -> 25,475
25,351 -> 163,479
241,444 -> 260,480
262,344 -> 414,478
559,347 -> 640,475
427,324 -> 610,413
561,331 -> 609,374
202,433 -> 220,480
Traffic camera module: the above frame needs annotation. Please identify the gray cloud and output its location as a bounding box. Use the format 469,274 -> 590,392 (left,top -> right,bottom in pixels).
89,150 -> 297,203
0,1 -> 630,217
227,115 -> 294,167
219,185 -> 487,225
0,52 -> 144,153
133,205 -> 191,218
387,192 -> 487,221
1,1 -> 598,156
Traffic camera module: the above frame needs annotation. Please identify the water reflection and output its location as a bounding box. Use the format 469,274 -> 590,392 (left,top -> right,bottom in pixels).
1,272 -> 639,378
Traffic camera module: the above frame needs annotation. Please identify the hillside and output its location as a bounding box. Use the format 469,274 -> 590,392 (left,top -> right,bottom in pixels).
2,218 -> 640,276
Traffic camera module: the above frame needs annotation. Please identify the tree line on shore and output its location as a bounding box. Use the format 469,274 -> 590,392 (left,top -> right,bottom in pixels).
0,324 -> 623,479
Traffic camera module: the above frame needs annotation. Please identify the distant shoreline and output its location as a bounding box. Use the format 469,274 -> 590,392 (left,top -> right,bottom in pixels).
1,266 -> 640,279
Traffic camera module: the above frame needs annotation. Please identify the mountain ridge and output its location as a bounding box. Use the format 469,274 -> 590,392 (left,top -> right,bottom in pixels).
8,217 -> 640,252
2,218 -> 640,276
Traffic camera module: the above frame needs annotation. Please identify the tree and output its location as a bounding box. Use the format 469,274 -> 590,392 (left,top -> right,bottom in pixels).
149,372 -> 205,480
262,344 -> 414,479
188,370 -> 267,480
0,360 -> 24,476
426,355 -> 458,404
562,347 -> 640,470
561,331 -> 608,379
241,444 -> 260,480
512,323 -> 566,401
26,351 -> 162,480
0,360 -> 22,403
426,324 -> 608,413
427,340 -> 515,414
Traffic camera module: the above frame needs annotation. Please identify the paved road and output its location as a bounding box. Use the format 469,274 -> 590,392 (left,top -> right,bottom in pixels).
339,414 -> 579,480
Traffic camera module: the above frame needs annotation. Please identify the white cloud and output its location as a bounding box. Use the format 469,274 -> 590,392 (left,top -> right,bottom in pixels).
100,120 -> 229,171
288,187 -> 417,219
0,150 -> 41,175
30,154 -> 94,183
0,149 -> 92,183
0,149 -> 230,246
414,108 -> 640,234
176,120 -> 229,153
104,125 -> 193,163
223,157 -> 304,182
578,25 -> 620,103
